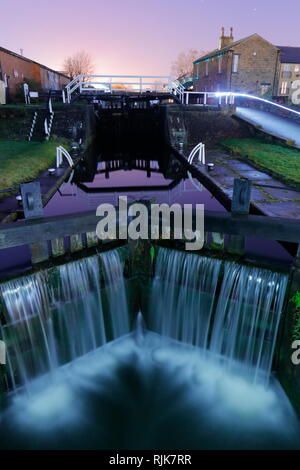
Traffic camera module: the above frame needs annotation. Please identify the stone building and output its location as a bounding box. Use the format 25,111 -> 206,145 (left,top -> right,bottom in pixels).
193,28 -> 280,96
0,46 -> 69,103
276,46 -> 300,101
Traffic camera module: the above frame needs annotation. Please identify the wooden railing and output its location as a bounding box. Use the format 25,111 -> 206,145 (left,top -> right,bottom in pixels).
0,179 -> 299,268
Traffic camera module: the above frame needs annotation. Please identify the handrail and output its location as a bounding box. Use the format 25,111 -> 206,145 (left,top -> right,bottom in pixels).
44,97 -> 54,141
1,208 -> 300,250
56,146 -> 74,168
187,142 -> 206,192
188,142 -> 206,165
180,90 -> 300,119
214,92 -> 300,117
28,111 -> 38,141
64,74 -> 175,103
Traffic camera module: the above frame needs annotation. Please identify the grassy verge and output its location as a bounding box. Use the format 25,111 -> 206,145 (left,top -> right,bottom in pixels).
0,141 -> 65,198
221,137 -> 300,188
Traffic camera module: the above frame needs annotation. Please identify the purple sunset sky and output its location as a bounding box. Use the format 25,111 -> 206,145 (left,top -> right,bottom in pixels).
1,0 -> 299,75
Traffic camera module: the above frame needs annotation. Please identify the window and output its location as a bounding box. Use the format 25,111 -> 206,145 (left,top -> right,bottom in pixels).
282,71 -> 292,78
205,61 -> 209,76
218,56 -> 222,74
233,54 -> 239,73
281,81 -> 288,95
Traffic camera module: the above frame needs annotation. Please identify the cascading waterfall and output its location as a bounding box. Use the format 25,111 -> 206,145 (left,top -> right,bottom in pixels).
49,255 -> 106,364
100,250 -> 130,338
0,273 -> 55,390
0,248 -> 129,391
209,261 -> 288,381
0,247 -> 298,450
151,248 -> 288,382
150,248 -> 222,349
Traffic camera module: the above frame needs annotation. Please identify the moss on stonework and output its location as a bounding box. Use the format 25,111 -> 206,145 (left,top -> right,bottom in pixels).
290,292 -> 300,340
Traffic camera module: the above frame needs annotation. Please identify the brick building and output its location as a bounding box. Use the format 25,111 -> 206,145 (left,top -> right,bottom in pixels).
0,46 -> 69,103
276,46 -> 300,100
193,28 -> 280,96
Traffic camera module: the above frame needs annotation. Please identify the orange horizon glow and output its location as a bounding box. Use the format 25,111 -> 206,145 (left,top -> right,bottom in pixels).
1,0 -> 300,77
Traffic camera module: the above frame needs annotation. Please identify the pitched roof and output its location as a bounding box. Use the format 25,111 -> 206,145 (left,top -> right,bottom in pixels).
194,33 -> 278,64
277,46 -> 300,64
0,46 -> 69,79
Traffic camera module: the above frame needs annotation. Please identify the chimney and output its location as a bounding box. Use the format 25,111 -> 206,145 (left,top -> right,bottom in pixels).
219,27 -> 234,49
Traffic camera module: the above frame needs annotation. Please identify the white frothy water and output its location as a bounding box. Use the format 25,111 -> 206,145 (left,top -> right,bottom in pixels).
0,248 -> 129,391
151,248 -> 288,384
0,333 -> 299,449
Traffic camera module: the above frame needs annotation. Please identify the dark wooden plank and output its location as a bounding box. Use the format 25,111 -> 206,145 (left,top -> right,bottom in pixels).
0,209 -> 300,250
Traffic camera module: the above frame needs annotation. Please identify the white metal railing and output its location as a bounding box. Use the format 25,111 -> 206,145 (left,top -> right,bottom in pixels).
44,113 -> 54,140
44,98 -> 54,140
214,91 -> 300,117
188,142 -> 206,165
181,91 -> 235,106
28,111 -> 38,141
56,146 -> 74,168
180,90 -> 300,122
171,80 -> 185,102
186,142 -> 206,192
65,75 -> 176,103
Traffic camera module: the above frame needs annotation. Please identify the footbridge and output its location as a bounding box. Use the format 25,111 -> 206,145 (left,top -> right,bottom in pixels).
63,75 -> 300,148
64,75 -> 182,104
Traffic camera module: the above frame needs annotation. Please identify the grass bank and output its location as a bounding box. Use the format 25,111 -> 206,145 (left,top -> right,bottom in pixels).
221,137 -> 300,188
0,141 -> 64,198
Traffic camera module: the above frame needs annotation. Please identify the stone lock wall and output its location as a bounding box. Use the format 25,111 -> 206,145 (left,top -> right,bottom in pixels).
165,106 -> 251,149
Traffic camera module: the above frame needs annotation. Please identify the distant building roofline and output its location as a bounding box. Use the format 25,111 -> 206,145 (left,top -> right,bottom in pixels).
194,33 -> 279,64
0,45 -> 70,79
277,45 -> 300,64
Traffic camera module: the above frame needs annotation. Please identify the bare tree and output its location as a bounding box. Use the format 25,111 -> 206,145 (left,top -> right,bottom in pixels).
171,49 -> 206,78
63,51 -> 95,80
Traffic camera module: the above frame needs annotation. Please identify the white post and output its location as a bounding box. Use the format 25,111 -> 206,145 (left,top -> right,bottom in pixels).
0,340 -> 5,365
204,93 -> 207,105
44,118 -> 49,139
49,97 -> 53,114
56,147 -> 60,168
24,83 -> 30,104
62,89 -> 66,104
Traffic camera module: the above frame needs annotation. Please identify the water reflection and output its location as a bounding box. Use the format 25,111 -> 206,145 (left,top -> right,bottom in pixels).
0,148 -> 294,278
1,332 -> 299,450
